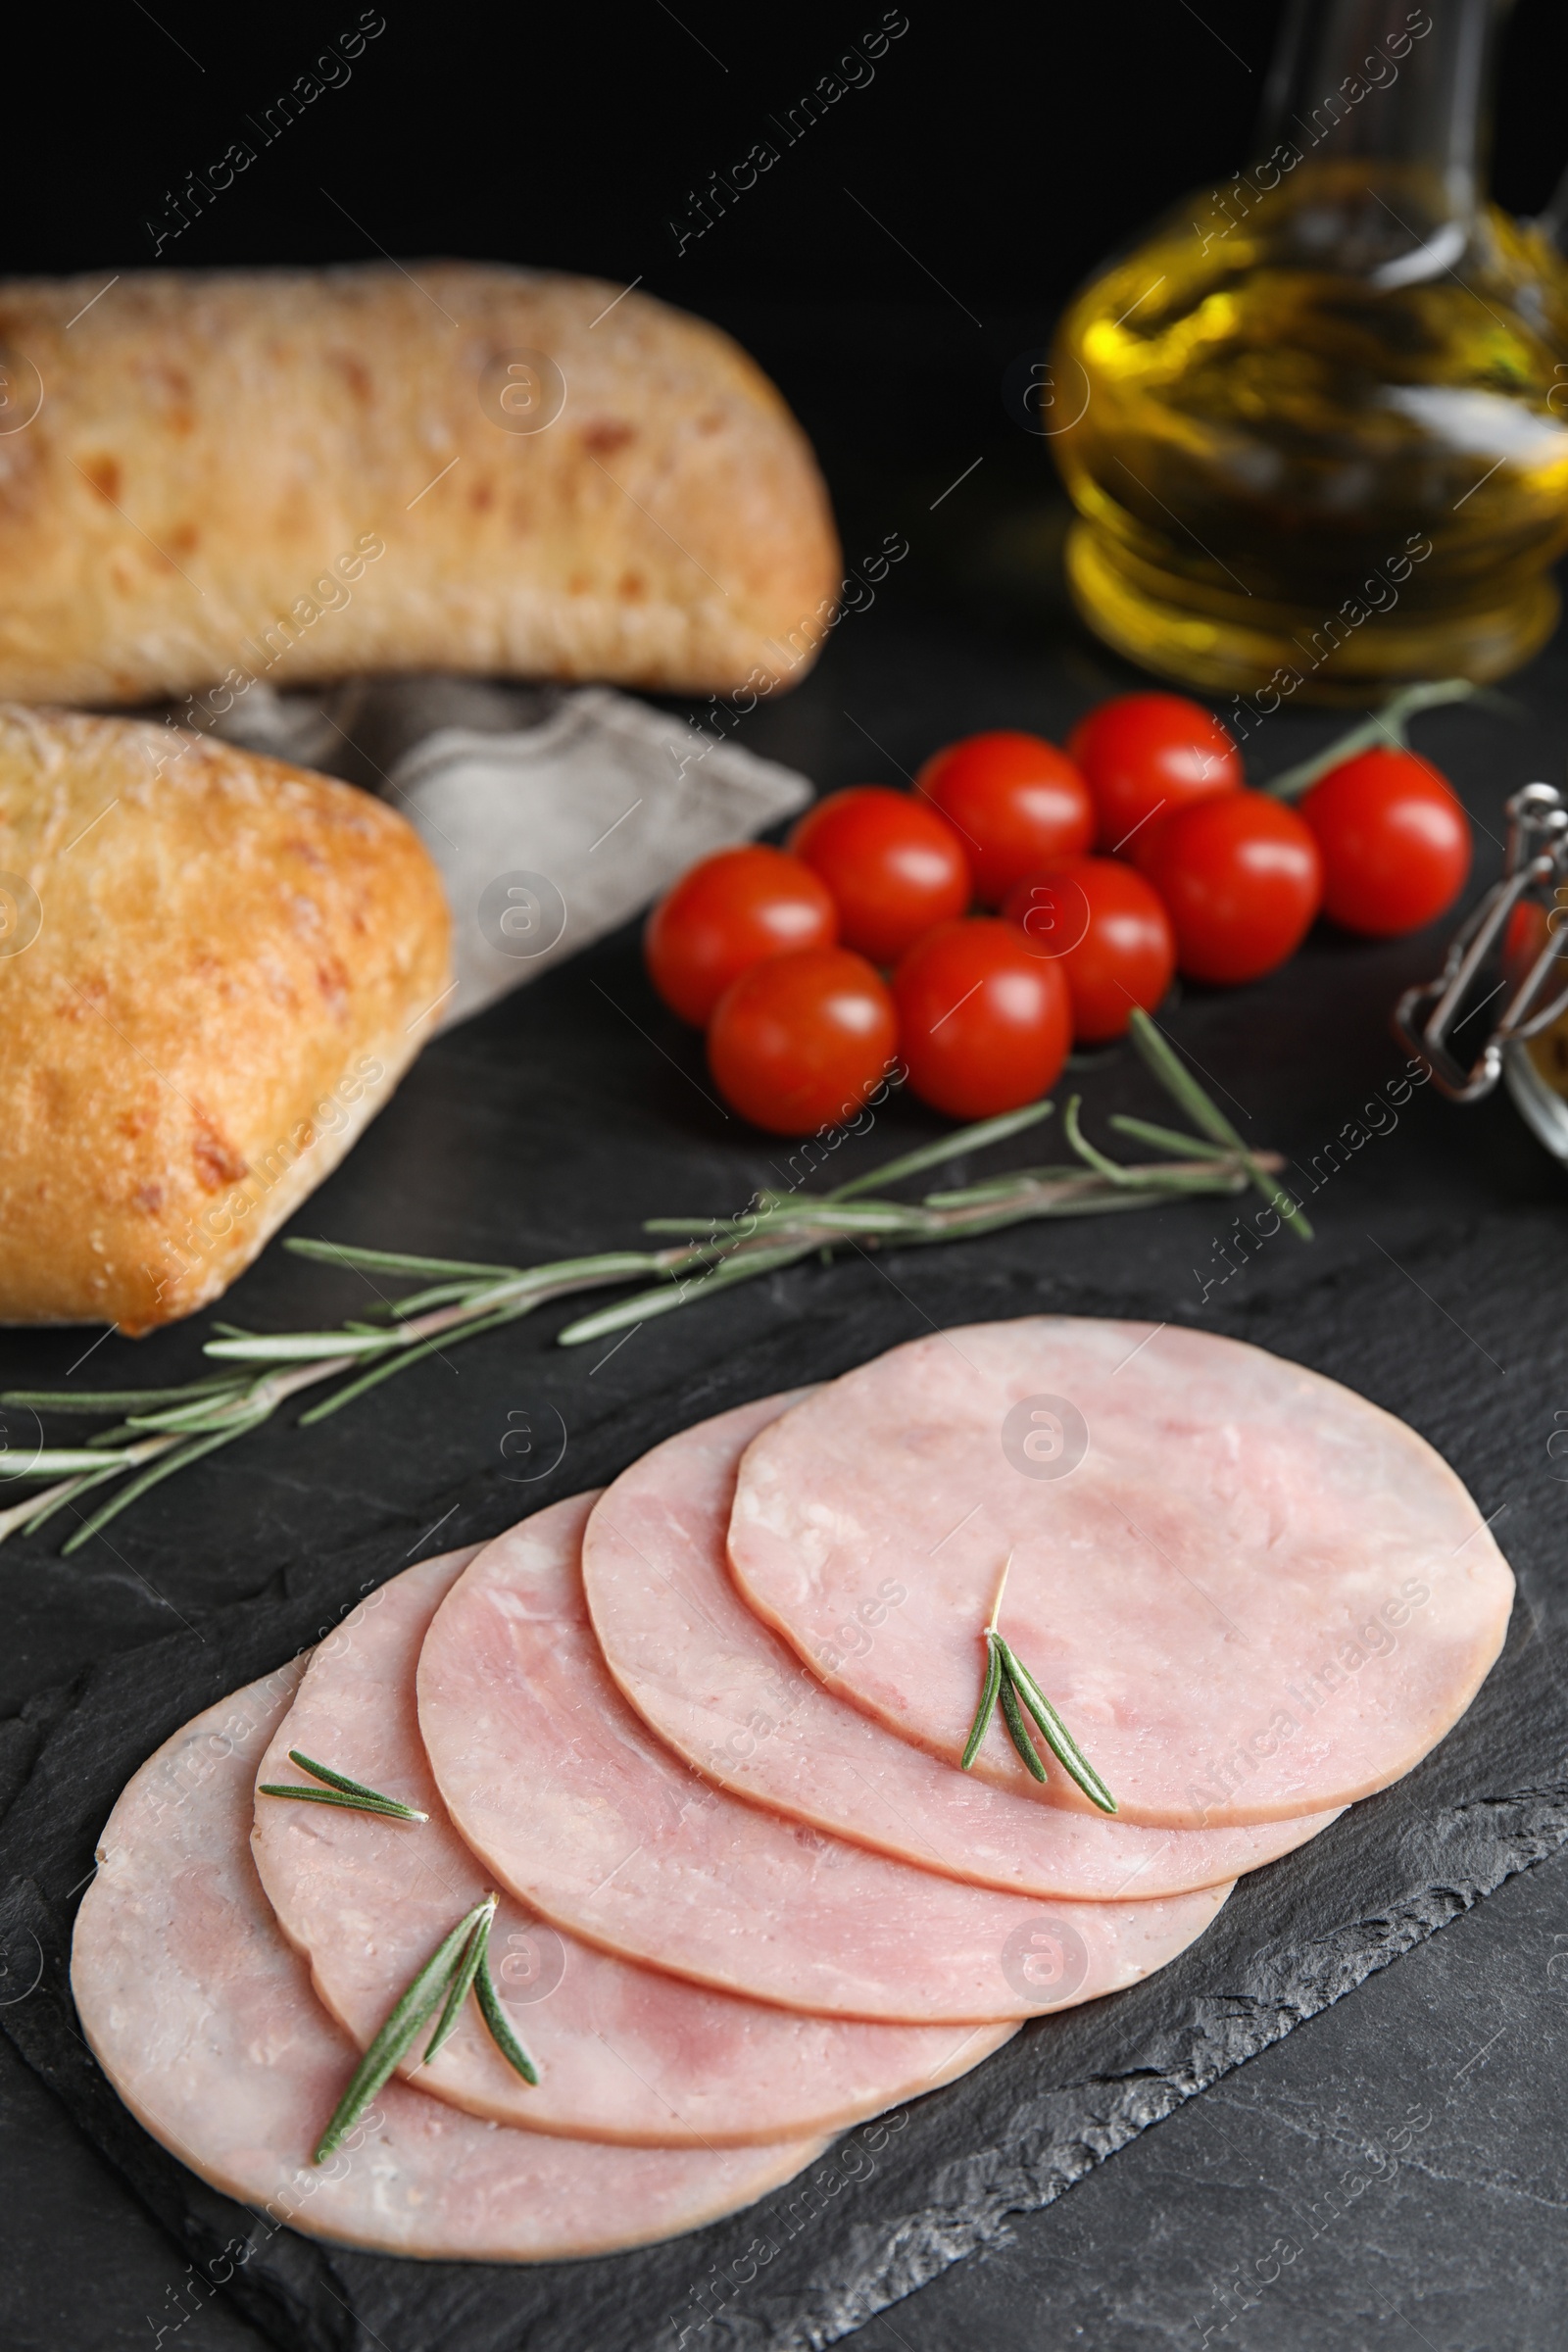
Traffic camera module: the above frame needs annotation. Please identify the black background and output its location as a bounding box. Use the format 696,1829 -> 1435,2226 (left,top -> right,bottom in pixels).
13,0 -> 1568,496
14,2 -> 1568,297
11,6 -> 1568,2350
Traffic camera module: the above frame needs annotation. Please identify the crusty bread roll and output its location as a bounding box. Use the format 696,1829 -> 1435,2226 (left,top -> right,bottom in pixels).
0,706 -> 450,1332
0,265 -> 840,708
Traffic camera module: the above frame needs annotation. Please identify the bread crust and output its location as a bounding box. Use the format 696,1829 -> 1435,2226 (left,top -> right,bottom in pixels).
0,706 -> 451,1332
0,264 -> 841,706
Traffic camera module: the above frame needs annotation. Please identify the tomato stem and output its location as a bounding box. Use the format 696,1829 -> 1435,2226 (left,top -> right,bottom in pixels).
1257,679 -> 1502,803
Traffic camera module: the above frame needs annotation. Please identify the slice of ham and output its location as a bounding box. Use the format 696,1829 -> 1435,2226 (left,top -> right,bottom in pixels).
581,1394 -> 1340,1896
70,1658 -> 826,2262
254,1545 -> 1015,2145
417,1491 -> 1232,2023
727,1319 -> 1515,1829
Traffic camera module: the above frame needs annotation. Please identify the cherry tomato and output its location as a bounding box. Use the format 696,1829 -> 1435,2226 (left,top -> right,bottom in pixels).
893,918 -> 1071,1118
644,846 -> 838,1026
708,946 -> 898,1134
1067,693 -> 1243,857
915,730 -> 1094,906
1003,856 -> 1176,1041
1140,793 -> 1322,985
1298,748 -> 1471,938
789,786 -> 971,964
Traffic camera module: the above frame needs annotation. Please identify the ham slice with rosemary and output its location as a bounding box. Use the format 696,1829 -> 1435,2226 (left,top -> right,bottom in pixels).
253,1546 -> 1015,2145
726,1319 -> 1514,1829
417,1492 -> 1232,2023
70,1661 -> 825,2261
581,1394 -> 1339,1895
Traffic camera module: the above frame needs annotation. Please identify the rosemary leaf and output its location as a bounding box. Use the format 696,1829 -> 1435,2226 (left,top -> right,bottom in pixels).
641,1216 -> 758,1237
0,1448 -> 130,1480
314,1904 -> 486,2162
280,1748 -> 427,1819
257,1784 -> 425,1820
1105,1113 -> 1218,1157
120,1394 -> 263,1435
960,1633 -> 1004,1771
205,1330 -> 400,1362
827,1101 -> 1055,1202
285,1239 -> 525,1281
422,1897 -> 497,2063
0,1379 -> 240,1413
1063,1096 -> 1141,1185
383,1279 -> 500,1318
474,1943 -> 540,2085
997,1665 -> 1048,1782
997,1640 -> 1118,1816
1123,1010 -> 1243,1152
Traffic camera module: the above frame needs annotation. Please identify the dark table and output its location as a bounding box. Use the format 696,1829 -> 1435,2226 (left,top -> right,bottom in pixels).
6,304 -> 1568,2351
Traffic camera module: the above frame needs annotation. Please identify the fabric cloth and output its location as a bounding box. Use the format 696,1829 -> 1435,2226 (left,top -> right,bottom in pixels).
206,675 -> 811,1027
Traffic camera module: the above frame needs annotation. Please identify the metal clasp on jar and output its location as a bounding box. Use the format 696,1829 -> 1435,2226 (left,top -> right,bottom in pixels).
1395,783 -> 1568,1102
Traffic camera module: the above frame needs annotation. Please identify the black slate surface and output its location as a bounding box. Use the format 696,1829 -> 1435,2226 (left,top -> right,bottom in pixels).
7,314 -> 1568,2348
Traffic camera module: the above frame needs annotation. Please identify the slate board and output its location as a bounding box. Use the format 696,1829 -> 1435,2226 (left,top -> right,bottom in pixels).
6,1210 -> 1568,2352
8,353 -> 1568,2345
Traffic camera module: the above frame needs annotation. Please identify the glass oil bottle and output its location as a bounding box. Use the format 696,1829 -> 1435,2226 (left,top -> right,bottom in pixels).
1051,0 -> 1568,703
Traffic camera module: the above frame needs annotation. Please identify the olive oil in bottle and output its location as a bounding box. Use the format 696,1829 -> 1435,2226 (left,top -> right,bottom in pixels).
1052,0 -> 1568,701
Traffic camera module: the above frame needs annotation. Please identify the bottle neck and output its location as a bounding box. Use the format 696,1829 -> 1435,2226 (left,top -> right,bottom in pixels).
1257,0 -> 1504,224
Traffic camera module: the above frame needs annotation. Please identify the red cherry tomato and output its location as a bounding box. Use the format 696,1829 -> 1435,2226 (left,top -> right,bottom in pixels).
1067,694 -> 1243,857
1140,793 -> 1322,985
789,787 -> 971,964
1298,748 -> 1471,937
708,946 -> 898,1134
1003,856 -> 1176,1041
645,846 -> 838,1026
915,730 -> 1094,906
893,918 -> 1071,1119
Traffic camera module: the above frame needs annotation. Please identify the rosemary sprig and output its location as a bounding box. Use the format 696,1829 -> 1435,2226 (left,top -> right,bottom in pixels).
1124,1010 -> 1311,1240
314,1891 -> 536,2162
961,1556 -> 1117,1815
1,1010 -> 1303,1552
314,1903 -> 484,2163
258,1747 -> 427,1822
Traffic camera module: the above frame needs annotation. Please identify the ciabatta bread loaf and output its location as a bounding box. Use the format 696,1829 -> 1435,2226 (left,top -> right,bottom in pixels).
0,264 -> 840,707
0,706 -> 450,1331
